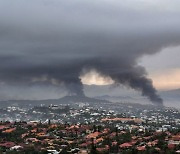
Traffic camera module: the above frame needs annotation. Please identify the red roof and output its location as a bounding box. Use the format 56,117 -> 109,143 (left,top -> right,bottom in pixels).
2,128 -> 16,133
0,142 -> 15,148
168,144 -> 175,149
79,143 -> 88,147
96,146 -> 109,152
137,146 -> 146,151
120,143 -> 132,148
86,132 -> 100,139
112,141 -> 118,146
129,140 -> 137,145
0,125 -> 8,130
172,135 -> 180,141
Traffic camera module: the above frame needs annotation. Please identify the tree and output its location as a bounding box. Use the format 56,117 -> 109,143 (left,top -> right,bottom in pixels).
90,138 -> 97,154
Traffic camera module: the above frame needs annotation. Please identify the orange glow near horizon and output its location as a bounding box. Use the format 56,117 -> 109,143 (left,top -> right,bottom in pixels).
81,69 -> 180,90
149,69 -> 180,90
80,70 -> 114,86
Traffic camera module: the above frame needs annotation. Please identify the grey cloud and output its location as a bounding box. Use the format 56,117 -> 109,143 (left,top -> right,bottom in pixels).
0,0 -> 180,104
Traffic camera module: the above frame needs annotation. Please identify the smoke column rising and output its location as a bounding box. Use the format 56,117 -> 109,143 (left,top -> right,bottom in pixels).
0,0 -> 180,104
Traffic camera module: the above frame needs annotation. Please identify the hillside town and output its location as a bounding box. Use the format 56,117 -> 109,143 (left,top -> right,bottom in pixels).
1,117 -> 180,153
1,100 -> 180,153
0,98 -> 180,126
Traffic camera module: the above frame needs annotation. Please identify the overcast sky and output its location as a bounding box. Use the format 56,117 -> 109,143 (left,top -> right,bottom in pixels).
0,0 -> 180,101
139,45 -> 180,90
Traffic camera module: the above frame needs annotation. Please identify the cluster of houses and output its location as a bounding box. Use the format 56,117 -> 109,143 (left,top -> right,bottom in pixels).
0,117 -> 180,153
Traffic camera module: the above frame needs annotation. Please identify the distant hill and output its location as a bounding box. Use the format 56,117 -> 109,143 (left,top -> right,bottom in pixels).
161,89 -> 180,97
160,88 -> 180,101
159,89 -> 180,108
0,88 -> 179,108
94,95 -> 134,102
0,95 -> 110,108
57,95 -> 110,104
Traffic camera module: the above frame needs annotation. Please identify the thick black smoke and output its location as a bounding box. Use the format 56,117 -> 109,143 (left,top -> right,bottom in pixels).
0,0 -> 180,104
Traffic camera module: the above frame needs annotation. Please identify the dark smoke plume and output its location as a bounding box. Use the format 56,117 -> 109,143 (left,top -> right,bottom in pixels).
0,0 -> 180,104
